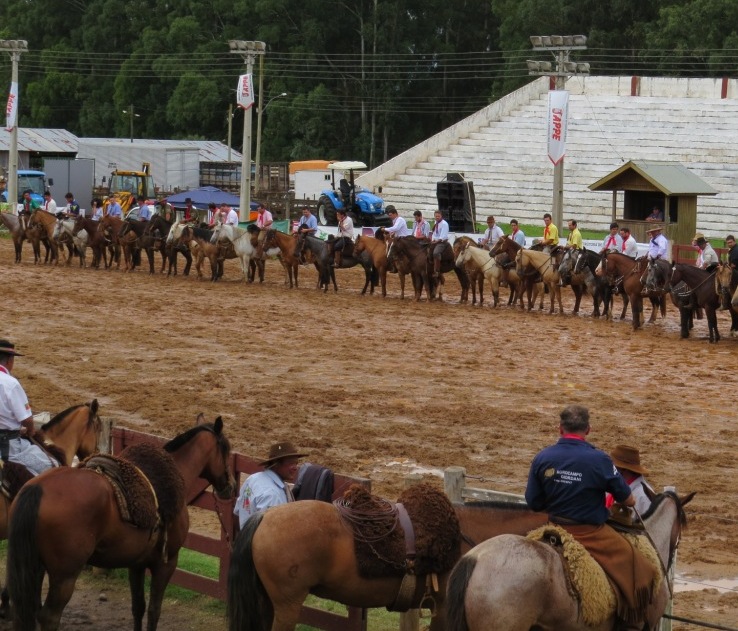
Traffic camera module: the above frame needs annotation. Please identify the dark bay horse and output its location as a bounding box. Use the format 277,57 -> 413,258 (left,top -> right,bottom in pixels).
8,418 -> 235,631
98,214 -> 124,269
488,236 -> 543,309
73,216 -> 111,269
227,499 -> 547,631
602,252 -> 666,330
446,491 -> 694,631
670,263 -> 721,342
715,262 -> 738,335
558,247 -> 612,317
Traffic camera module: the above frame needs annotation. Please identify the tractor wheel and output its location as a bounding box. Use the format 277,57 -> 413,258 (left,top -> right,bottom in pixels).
348,210 -> 361,227
317,196 -> 337,226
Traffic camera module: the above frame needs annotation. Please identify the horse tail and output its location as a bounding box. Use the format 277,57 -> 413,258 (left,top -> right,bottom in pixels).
227,512 -> 271,631
7,484 -> 45,631
445,554 -> 477,631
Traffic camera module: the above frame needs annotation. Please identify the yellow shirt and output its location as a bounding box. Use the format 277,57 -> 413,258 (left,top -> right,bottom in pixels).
567,228 -> 582,249
543,223 -> 559,245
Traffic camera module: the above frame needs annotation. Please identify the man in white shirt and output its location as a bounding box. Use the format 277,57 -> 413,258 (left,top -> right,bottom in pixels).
609,445 -> 653,515
233,441 -> 307,528
332,208 -> 354,267
381,205 -> 410,238
693,232 -> 718,269
480,216 -> 504,250
42,190 -> 57,213
619,227 -> 638,257
600,222 -> 623,253
430,210 -> 449,278
646,225 -> 668,259
222,204 -> 239,226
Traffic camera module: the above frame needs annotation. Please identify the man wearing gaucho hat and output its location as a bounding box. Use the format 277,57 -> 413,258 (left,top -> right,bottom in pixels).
646,224 -> 668,259
0,340 -> 58,474
608,445 -> 654,515
233,441 -> 307,528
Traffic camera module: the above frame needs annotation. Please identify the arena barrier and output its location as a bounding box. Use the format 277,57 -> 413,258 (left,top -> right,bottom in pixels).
111,425 -> 371,631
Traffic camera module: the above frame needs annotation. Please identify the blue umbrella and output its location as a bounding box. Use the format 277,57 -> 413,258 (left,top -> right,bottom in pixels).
164,186 -> 259,211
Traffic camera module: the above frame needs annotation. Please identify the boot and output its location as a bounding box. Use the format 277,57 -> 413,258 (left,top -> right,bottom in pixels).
333,252 -> 342,268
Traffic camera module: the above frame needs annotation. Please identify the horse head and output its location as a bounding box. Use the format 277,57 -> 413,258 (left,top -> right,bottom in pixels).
644,257 -> 671,292
557,247 -> 577,285
714,263 -> 736,310
514,248 -> 525,276
210,222 -> 226,244
454,241 -> 471,267
353,235 -> 366,256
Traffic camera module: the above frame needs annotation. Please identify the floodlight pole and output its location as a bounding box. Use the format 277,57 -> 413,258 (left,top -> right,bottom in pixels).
229,40 -> 266,222
529,35 -> 589,233
1,40 -> 28,212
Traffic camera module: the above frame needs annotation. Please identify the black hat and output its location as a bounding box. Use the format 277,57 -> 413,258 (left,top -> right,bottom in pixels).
0,340 -> 23,356
185,197 -> 192,203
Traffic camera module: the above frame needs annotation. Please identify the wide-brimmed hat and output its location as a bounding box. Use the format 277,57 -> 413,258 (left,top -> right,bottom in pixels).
0,340 -> 23,356
692,232 -> 705,242
610,445 -> 648,475
259,441 -> 307,466
646,225 -> 663,233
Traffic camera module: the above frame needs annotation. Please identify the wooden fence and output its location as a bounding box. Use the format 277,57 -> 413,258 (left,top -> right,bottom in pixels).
110,425 -> 371,631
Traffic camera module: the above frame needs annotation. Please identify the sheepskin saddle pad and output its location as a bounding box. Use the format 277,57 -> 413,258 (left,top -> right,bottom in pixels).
334,483 -> 461,580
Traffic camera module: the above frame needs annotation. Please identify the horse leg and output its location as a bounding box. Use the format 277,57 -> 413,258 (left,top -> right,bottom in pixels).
129,566 -> 147,631
631,294 -> 643,330
143,559 -> 178,631
708,307 -> 720,343
679,307 -> 690,339
38,574 -> 80,631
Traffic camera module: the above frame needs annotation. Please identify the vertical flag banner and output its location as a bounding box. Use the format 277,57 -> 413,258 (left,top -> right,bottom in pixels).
6,81 -> 18,131
237,74 -> 254,110
547,90 -> 569,165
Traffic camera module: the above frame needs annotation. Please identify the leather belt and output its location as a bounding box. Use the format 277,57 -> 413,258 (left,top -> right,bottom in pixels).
549,515 -> 581,526
0,430 -> 20,439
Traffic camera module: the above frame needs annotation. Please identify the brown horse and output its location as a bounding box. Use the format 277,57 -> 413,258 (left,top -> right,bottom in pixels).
488,236 -> 543,309
262,228 -> 301,288
715,262 -> 738,335
515,248 -> 563,314
178,225 -> 221,281
0,400 -> 102,542
670,263 -> 721,343
226,499 -> 547,631
445,491 -> 694,631
72,216 -> 111,269
0,211 -> 32,263
7,418 -> 235,631
353,232 -> 389,297
98,214 -> 124,269
602,252 -> 666,330
27,209 -> 60,264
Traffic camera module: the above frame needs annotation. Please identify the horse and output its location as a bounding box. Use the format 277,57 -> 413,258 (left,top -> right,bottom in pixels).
98,214 -> 124,270
454,240 -> 502,306
670,263 -> 721,342
53,217 -> 88,267
164,220 -> 193,277
72,216 -> 111,269
445,490 -> 695,631
601,252 -> 666,330
7,417 -> 235,631
353,232 -> 389,297
226,498 -> 548,631
263,229 -> 301,289
145,213 -> 175,274
0,211 -> 32,263
515,248 -> 563,314
488,236 -> 543,310
178,225 -> 221,281
27,210 -> 60,264
0,400 -> 102,542
210,223 -> 259,282
293,233 -> 339,292
715,262 -> 738,336
558,247 -> 613,317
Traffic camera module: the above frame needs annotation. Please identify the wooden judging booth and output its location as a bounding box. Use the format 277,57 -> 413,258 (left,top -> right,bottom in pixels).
589,160 -> 717,250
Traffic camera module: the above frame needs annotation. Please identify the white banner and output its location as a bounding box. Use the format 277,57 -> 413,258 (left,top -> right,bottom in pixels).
237,74 -> 254,110
547,90 -> 569,165
6,81 -> 18,131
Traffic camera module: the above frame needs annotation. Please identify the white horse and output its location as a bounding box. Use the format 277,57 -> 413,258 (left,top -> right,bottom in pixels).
53,217 -> 89,267
455,241 -> 503,306
210,223 -> 258,281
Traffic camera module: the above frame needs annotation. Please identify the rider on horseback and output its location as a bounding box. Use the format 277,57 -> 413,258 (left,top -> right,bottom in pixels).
331,208 -> 354,267
430,210 -> 449,278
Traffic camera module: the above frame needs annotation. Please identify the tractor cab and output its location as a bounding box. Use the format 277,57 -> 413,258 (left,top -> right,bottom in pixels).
316,161 -> 390,227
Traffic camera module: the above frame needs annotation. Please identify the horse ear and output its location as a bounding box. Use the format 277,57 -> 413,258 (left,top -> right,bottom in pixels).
195,412 -> 206,426
679,491 -> 696,507
88,399 -> 99,417
213,416 -> 224,434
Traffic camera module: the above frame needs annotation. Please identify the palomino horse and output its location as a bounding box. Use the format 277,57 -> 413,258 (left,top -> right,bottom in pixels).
0,399 -> 102,541
353,232 -> 389,297
53,217 -> 88,267
263,228 -> 301,289
227,499 -> 547,631
446,491 -> 694,631
515,248 -> 563,314
454,240 -> 502,306
8,418 -> 235,631
210,223 -> 259,282
0,211 -> 32,263
601,252 -> 666,330
453,237 -> 485,305
28,209 -> 60,264
488,236 -> 543,309
670,263 -> 721,343
715,262 -> 738,336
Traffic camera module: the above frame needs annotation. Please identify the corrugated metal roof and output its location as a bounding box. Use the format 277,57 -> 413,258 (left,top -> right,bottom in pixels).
0,128 -> 78,153
589,160 -> 718,195
79,138 -> 241,162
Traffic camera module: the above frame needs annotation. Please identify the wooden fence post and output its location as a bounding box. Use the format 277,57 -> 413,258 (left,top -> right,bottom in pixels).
399,473 -> 423,631
444,466 -> 465,503
98,418 -> 113,454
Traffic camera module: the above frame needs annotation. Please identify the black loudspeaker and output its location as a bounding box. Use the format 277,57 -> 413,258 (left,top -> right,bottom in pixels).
436,173 -> 476,233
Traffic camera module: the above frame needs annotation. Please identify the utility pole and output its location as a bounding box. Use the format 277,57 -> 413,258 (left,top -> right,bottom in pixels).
528,35 -> 589,233
1,39 -> 28,211
227,103 -> 233,163
229,40 -> 265,222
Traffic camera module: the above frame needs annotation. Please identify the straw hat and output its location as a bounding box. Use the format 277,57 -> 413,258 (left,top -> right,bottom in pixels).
0,339 -> 23,356
646,225 -> 663,233
259,441 -> 307,466
692,232 -> 705,242
610,445 -> 648,475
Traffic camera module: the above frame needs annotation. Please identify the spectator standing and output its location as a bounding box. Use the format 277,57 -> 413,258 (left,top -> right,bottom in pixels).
645,206 -> 664,222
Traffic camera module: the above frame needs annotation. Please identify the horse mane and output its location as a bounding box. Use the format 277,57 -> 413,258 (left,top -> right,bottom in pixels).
640,490 -> 689,528
164,423 -> 231,460
41,404 -> 85,432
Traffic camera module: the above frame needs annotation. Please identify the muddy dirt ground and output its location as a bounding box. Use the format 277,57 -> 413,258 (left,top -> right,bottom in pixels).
0,238 -> 736,630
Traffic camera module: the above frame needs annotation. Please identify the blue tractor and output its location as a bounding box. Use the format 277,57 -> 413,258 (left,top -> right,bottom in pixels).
316,161 -> 391,227
1,170 -> 47,205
